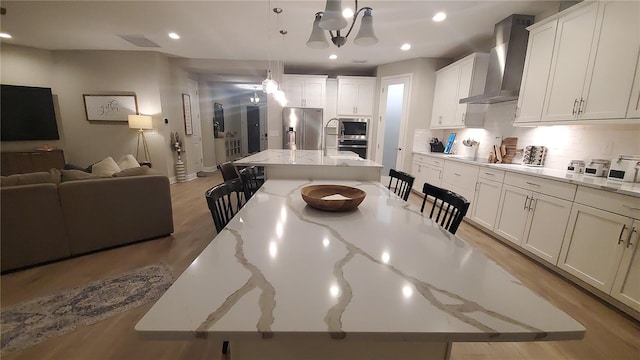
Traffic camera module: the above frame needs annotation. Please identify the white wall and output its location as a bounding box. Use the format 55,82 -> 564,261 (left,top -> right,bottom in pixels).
419,101 -> 640,171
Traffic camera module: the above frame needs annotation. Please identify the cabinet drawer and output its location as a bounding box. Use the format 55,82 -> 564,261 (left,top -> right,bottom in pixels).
413,153 -> 429,164
442,161 -> 479,192
504,172 -> 576,201
574,186 -> 640,219
413,154 -> 444,168
478,168 -> 505,182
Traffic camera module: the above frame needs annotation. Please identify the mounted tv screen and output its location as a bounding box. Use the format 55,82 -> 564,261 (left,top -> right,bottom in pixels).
1,84 -> 60,141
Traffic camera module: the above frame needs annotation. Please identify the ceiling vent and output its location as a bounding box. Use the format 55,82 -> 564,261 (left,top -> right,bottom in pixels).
118,35 -> 160,48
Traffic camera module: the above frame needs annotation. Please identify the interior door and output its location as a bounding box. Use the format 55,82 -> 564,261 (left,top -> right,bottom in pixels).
246,106 -> 261,154
375,74 -> 412,176
187,79 -> 203,172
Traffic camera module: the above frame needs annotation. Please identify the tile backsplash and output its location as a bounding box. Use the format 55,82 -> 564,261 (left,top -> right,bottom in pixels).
414,101 -> 640,171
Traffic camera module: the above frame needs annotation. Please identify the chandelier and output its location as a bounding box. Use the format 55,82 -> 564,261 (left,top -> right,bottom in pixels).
306,0 -> 378,48
249,92 -> 260,104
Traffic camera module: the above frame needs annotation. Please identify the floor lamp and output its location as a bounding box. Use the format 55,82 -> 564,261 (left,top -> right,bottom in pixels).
128,115 -> 153,164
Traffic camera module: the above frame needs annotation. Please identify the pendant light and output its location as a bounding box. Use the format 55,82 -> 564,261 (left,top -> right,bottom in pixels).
273,8 -> 288,107
262,0 -> 278,94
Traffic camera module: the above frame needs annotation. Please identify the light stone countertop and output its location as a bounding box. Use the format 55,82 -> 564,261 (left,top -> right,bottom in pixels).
414,151 -> 640,198
136,179 -> 584,343
234,149 -> 383,168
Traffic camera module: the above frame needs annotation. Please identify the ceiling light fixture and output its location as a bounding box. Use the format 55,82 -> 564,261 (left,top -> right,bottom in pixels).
0,32 -> 12,39
306,0 -> 378,49
249,92 -> 260,104
329,54 -> 337,60
432,12 -> 447,22
401,43 -> 411,51
168,32 -> 180,39
262,1 -> 278,94
272,7 -> 288,107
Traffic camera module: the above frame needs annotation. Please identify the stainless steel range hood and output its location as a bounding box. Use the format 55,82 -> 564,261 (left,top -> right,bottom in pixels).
460,14 -> 535,104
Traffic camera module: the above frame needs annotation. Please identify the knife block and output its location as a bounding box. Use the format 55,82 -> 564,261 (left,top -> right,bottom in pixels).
500,137 -> 518,164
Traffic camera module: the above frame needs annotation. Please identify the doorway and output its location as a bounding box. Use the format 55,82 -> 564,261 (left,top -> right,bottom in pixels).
246,106 -> 261,154
375,74 -> 412,177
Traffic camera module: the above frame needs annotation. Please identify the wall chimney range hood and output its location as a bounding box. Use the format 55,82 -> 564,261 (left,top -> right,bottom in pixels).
460,14 -> 534,104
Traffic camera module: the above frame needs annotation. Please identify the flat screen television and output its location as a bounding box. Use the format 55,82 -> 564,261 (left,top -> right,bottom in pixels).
1,84 -> 60,141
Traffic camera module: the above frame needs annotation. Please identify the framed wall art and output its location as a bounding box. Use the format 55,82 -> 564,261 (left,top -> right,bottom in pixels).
83,94 -> 138,121
182,93 -> 193,135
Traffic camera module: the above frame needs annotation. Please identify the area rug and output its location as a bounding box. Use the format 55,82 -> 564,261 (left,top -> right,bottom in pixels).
0,263 -> 174,354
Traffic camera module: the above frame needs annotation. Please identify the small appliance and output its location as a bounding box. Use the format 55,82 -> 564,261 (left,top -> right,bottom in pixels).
567,160 -> 585,174
584,159 -> 610,177
523,145 -> 547,167
338,118 -> 368,159
429,137 -> 445,153
608,155 -> 640,182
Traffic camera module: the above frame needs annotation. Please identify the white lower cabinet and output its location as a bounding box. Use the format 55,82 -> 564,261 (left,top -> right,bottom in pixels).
411,154 -> 443,192
611,219 -> 640,311
494,184 -> 572,265
558,204 -> 633,294
470,178 -> 503,230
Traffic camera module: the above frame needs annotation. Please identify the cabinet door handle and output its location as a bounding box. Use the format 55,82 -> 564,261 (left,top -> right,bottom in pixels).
627,227 -> 637,248
577,98 -> 585,115
525,181 -> 540,187
454,173 -> 461,176
475,182 -> 479,191
618,225 -> 628,245
622,204 -> 640,211
529,198 -> 537,212
572,99 -> 578,115
484,172 -> 494,176
462,113 -> 466,123
524,195 -> 530,210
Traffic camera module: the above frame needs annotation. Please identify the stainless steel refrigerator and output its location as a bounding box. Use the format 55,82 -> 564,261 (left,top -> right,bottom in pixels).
282,107 -> 323,150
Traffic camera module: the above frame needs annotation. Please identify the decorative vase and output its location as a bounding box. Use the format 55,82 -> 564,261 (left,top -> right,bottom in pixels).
175,158 -> 187,183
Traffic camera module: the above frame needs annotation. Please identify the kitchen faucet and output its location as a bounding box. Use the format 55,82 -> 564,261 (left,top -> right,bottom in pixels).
323,118 -> 340,156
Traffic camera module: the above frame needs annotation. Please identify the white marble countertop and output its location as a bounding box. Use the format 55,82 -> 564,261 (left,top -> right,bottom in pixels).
137,179 -> 584,343
234,149 -> 383,168
414,151 -> 640,198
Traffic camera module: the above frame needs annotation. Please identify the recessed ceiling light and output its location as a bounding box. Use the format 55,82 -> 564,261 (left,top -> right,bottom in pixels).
168,32 -> 180,40
329,54 -> 338,60
432,12 -> 447,22
342,8 -> 354,18
0,33 -> 12,39
401,43 -> 411,51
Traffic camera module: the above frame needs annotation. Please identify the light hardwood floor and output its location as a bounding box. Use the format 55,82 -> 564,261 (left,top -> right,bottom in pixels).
1,176 -> 638,359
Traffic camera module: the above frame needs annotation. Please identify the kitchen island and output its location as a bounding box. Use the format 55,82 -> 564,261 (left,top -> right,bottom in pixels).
136,179 -> 584,359
234,149 -> 383,181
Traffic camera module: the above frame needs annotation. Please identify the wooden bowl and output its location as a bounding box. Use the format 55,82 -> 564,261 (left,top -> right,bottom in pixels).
301,185 -> 366,212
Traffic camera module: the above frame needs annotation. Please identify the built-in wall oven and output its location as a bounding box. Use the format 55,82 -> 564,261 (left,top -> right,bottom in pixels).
338,118 -> 368,159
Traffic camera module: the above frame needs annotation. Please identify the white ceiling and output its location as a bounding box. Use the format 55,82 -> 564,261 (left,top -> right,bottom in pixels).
1,1 -> 563,75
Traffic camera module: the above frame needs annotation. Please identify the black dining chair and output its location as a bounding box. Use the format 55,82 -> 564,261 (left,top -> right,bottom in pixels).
217,161 -> 239,182
388,169 -> 415,201
238,165 -> 264,200
205,178 -> 246,233
420,182 -> 470,235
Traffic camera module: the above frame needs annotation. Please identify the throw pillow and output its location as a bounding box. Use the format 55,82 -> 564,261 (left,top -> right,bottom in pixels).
117,154 -> 140,170
0,172 -> 58,187
112,166 -> 157,177
49,168 -> 63,184
91,157 -> 121,177
61,169 -> 98,182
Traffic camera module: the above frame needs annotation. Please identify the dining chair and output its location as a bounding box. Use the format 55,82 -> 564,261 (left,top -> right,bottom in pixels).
420,182 -> 470,235
205,178 -> 246,233
238,165 -> 264,200
217,161 -> 239,182
388,168 -> 415,201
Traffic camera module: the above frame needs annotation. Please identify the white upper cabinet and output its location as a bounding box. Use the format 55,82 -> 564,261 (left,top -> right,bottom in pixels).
515,20 -> 558,124
539,1 -> 639,123
336,76 -> 376,116
628,58 -> 640,118
281,75 -> 327,108
430,53 -> 489,129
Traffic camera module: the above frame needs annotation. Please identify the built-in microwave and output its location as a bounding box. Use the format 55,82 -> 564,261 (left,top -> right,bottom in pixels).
339,118 -> 368,137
